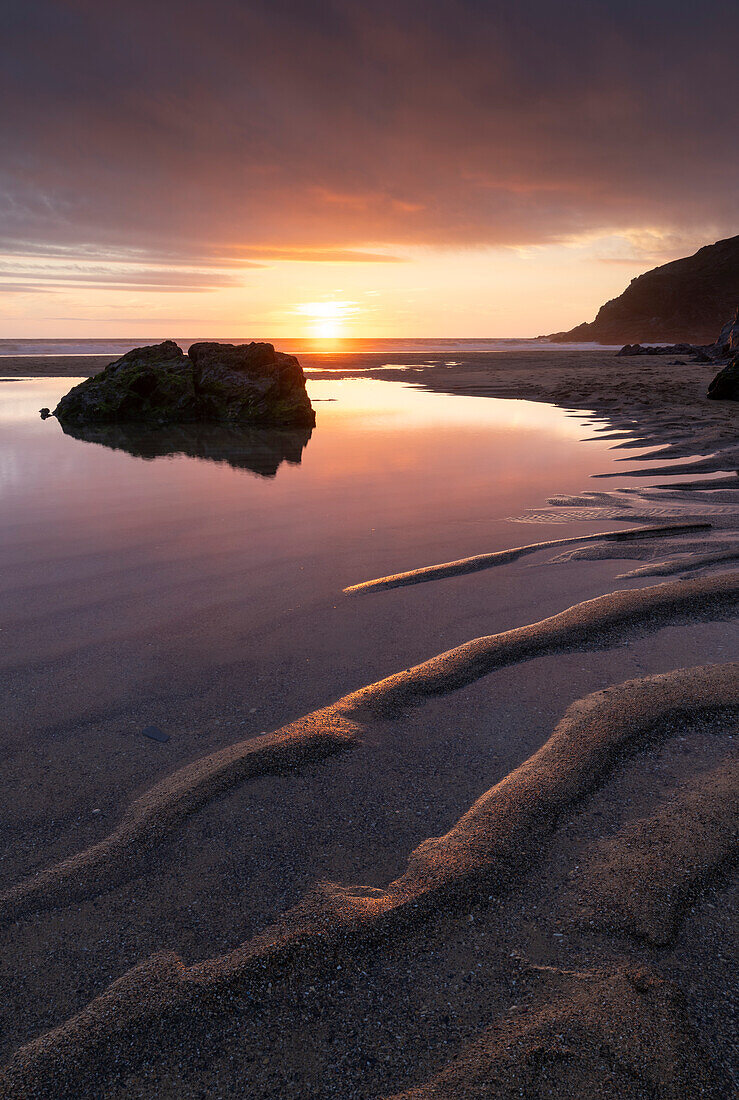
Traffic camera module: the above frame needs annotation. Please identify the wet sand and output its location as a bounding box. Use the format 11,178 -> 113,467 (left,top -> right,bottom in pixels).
0,349 -> 737,1097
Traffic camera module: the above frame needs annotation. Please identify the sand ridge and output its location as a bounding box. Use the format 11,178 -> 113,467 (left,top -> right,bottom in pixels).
343,523 -> 711,593
571,757 -> 739,946
1,660 -> 737,1096
347,571 -> 738,714
1,351 -> 737,1096
618,547 -> 739,577
0,714 -> 358,923
386,965 -> 723,1099
2,573 -> 736,927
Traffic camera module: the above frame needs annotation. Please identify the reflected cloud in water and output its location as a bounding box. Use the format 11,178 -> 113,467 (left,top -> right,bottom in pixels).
59,420 -> 313,478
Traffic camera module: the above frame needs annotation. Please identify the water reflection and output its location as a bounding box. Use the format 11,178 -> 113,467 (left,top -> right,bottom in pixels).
58,420 -> 313,478
1,375 -> 635,757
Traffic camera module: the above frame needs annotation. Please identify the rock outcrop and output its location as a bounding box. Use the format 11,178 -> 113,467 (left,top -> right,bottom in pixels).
53,340 -> 315,427
707,357 -> 739,401
614,307 -> 739,378
616,342 -> 697,357
714,306 -> 739,357
546,235 -> 739,344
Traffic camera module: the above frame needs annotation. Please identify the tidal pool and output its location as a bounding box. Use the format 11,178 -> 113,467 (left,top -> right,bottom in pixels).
1,374 -> 642,764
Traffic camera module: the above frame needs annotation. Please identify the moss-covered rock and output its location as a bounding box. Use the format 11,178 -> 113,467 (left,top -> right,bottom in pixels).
53,340 -> 316,427
54,342 -> 196,424
188,341 -> 314,426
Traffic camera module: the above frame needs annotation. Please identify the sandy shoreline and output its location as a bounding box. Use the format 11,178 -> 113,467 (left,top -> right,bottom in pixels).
0,350 -> 737,1097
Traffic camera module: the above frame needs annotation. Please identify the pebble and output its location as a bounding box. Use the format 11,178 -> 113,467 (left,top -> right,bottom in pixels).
142,725 -> 170,743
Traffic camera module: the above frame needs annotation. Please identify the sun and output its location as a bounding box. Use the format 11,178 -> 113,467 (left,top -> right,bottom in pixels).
313,319 -> 341,339
293,300 -> 359,342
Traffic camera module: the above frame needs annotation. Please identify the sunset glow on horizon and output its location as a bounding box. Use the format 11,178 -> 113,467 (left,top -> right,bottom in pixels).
2,233 -> 726,341
1,2 -> 736,338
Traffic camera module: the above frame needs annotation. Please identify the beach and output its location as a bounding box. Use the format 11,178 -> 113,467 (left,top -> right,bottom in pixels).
0,348 -> 736,1098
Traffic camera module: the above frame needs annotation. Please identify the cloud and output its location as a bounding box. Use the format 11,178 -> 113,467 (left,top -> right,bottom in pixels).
221,246 -> 404,263
0,267 -> 252,291
0,283 -> 53,293
1,0 -> 737,269
0,252 -> 264,293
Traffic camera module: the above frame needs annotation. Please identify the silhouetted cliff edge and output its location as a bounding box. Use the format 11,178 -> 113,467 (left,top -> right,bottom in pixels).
546,235 -> 739,344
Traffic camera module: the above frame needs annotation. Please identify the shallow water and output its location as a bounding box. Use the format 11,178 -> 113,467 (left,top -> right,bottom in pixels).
2,374 -> 624,581
0,375 -> 649,762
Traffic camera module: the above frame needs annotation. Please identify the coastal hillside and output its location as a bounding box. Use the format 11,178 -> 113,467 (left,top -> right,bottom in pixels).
548,235 -> 739,344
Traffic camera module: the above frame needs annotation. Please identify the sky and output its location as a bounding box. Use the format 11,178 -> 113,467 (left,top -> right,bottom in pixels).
1,0 -> 737,339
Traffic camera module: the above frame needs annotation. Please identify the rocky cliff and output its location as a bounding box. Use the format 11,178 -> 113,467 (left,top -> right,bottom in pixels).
547,235 -> 739,344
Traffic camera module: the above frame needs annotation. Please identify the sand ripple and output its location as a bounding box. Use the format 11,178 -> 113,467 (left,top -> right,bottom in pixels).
0,716 -> 357,923
2,658 -> 737,1096
2,573 -> 736,927
387,966 -> 722,1099
343,523 -> 709,593
572,756 -> 738,945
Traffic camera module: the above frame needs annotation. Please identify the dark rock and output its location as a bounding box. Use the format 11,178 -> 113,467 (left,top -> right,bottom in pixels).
53,340 -> 315,428
39,407 -> 51,419
616,338 -> 725,360
616,343 -> 685,356
707,356 -> 739,400
188,341 -> 315,427
54,342 -> 195,424
59,420 -> 312,478
546,235 -> 739,344
714,306 -> 739,357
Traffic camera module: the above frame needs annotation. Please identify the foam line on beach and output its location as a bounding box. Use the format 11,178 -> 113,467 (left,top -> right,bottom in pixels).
342,523 -> 711,594
1,573 -> 737,926
572,756 -> 739,945
2,661 -> 737,1095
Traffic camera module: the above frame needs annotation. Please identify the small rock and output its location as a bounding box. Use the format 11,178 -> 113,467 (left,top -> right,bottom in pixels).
142,725 -> 170,743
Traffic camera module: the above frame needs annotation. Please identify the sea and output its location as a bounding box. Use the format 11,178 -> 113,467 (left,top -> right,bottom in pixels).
0,337 -> 622,357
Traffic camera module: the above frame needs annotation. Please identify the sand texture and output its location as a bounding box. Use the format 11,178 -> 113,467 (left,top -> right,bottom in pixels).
0,716 -> 357,922
388,967 -> 722,1100
1,655 -> 737,1096
2,575 -> 736,930
571,758 -> 738,946
344,523 -> 711,593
